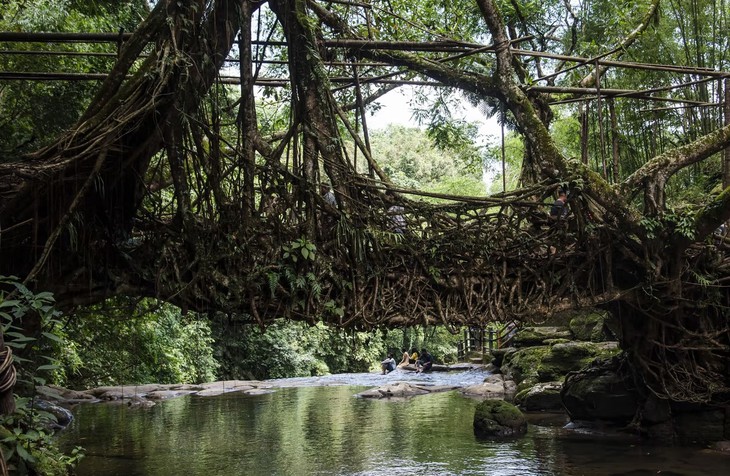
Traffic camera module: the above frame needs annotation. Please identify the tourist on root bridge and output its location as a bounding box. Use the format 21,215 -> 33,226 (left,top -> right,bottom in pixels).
381,354 -> 396,374
320,183 -> 336,207
386,190 -> 407,234
549,189 -> 569,222
415,348 -> 433,373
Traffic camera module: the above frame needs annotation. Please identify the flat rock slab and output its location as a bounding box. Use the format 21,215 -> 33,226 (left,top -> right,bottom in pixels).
243,388 -> 277,395
449,363 -> 484,371
461,374 -> 515,398
200,380 -> 257,390
356,382 -> 458,399
399,364 -> 451,372
45,379 -> 277,404
146,390 -> 198,400
201,385 -> 256,396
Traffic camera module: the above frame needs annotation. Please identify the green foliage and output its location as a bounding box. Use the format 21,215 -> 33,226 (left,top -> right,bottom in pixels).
282,238 -> 317,263
0,277 -> 84,475
59,299 -> 219,388
368,125 -> 485,195
639,216 -> 662,239
639,207 -> 698,241
0,396 -> 85,476
0,276 -> 65,391
211,316 -> 464,380
212,319 -> 383,379
0,0 -> 149,159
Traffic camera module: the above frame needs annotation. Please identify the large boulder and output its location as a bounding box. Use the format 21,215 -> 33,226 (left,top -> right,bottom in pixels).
501,342 -> 621,387
515,382 -> 564,411
500,346 -> 550,386
537,341 -> 620,381
461,374 -> 516,399
569,310 -> 612,342
473,400 -> 527,438
561,357 -> 637,423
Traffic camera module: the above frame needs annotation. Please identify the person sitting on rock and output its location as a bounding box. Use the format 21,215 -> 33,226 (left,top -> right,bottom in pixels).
381,354 -> 396,374
415,348 -> 433,373
409,348 -> 419,363
398,348 -> 410,368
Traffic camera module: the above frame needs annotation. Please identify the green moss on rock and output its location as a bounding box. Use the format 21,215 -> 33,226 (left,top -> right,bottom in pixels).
473,399 -> 527,438
518,381 -> 564,411
537,342 -> 620,381
511,327 -> 571,347
501,346 -> 550,384
501,342 -> 621,385
569,310 -> 609,342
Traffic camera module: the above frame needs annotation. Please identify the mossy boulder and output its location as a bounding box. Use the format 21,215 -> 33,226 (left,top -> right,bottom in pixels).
473,399 -> 527,438
569,310 -> 610,342
511,327 -> 571,347
502,342 -> 621,386
537,341 -> 620,381
561,358 -> 637,423
501,346 -> 550,384
515,381 -> 564,412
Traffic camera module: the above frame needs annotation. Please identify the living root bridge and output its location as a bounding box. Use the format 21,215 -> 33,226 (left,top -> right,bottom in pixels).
0,0 -> 728,416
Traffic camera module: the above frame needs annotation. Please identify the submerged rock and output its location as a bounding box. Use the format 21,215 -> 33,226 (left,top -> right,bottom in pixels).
146,390 -> 197,400
473,399 -> 527,438
30,399 -> 74,429
355,382 -> 457,399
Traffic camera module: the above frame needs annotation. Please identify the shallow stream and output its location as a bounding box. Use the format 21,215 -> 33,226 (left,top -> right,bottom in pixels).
56,370 -> 729,475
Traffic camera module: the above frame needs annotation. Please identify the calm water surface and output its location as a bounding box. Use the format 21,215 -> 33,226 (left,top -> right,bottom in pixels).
57,374 -> 729,476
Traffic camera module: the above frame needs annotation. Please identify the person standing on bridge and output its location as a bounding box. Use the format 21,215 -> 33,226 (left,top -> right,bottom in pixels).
386,190 -> 407,234
549,189 -> 569,221
320,183 -> 338,239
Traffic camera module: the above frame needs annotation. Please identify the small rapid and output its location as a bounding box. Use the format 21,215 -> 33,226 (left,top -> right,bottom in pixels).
263,367 -> 492,389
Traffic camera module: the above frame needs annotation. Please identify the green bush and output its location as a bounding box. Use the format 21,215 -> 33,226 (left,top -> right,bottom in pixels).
60,299 -> 219,388
0,276 -> 84,475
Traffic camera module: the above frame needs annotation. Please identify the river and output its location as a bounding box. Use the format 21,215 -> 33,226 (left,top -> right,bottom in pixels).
56,370 -> 729,475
